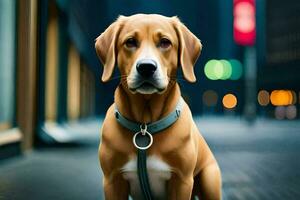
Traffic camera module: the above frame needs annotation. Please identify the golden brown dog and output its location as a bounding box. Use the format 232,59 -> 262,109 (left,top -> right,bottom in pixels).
95,14 -> 221,200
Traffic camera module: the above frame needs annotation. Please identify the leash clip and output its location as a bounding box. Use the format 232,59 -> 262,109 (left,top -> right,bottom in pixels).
140,124 -> 147,135
133,124 -> 153,150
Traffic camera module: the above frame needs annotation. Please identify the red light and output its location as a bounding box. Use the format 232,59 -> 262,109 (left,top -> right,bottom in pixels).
233,0 -> 256,46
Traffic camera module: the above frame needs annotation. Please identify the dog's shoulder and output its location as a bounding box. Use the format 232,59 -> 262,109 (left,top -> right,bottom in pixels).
101,104 -> 117,139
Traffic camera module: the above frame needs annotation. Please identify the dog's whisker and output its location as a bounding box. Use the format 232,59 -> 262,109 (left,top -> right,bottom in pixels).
169,76 -> 188,83
108,75 -> 129,81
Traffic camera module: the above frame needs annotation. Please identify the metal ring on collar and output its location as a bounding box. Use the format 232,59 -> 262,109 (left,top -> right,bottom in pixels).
133,130 -> 153,150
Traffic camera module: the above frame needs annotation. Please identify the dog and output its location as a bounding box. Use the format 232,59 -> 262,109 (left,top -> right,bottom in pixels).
95,14 -> 221,200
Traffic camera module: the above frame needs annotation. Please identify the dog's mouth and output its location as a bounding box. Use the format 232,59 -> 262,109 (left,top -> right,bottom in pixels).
129,81 -> 165,94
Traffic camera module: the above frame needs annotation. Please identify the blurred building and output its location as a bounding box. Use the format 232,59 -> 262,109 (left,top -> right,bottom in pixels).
257,0 -> 300,119
0,0 -> 97,158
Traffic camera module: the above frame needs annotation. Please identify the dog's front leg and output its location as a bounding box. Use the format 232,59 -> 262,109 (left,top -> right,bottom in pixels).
198,162 -> 222,200
167,175 -> 194,200
103,175 -> 129,200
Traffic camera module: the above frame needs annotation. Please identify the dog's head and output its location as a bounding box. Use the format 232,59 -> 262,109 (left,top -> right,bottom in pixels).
95,14 -> 202,94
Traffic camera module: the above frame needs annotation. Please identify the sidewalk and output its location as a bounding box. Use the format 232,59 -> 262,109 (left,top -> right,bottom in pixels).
197,117 -> 300,200
0,117 -> 299,199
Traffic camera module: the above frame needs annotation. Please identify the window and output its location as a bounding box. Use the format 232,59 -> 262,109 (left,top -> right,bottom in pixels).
67,44 -> 81,120
0,0 -> 16,131
45,3 -> 59,122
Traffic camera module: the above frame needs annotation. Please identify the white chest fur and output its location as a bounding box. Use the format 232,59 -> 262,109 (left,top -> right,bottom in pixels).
122,156 -> 172,200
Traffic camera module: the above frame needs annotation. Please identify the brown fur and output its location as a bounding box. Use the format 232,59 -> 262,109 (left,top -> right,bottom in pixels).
95,14 -> 221,200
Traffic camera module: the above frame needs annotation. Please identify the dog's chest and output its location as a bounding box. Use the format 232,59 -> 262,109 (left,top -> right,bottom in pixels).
122,156 -> 171,200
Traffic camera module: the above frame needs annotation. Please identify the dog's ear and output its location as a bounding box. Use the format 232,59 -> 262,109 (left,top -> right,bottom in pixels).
172,17 -> 202,82
95,16 -> 125,82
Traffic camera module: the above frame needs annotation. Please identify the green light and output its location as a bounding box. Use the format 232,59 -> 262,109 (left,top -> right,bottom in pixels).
204,60 -> 218,80
220,60 -> 232,80
214,61 -> 224,79
229,59 -> 243,80
205,59 -> 242,81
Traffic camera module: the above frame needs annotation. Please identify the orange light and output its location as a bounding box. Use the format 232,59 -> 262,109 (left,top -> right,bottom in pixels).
222,94 -> 237,109
270,90 -> 293,106
257,90 -> 269,106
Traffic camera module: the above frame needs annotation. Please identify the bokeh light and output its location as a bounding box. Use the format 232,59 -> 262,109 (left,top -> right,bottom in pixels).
233,0 -> 256,46
286,105 -> 297,120
257,90 -> 270,106
222,93 -> 237,109
204,59 -> 242,80
214,61 -> 224,79
204,60 -> 218,80
274,106 -> 285,120
203,90 -> 218,106
220,59 -> 232,80
234,1 -> 255,33
270,90 -> 293,106
229,59 -> 243,80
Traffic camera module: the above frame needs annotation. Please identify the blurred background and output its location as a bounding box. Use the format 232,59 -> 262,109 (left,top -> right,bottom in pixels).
0,0 -> 300,199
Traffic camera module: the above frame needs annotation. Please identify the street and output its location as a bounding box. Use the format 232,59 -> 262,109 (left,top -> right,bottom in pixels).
1,117 -> 300,200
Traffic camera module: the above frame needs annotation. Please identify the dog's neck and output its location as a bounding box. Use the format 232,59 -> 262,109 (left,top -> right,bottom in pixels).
115,82 -> 181,123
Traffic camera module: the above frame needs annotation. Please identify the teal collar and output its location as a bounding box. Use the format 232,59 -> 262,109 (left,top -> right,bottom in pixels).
114,97 -> 184,135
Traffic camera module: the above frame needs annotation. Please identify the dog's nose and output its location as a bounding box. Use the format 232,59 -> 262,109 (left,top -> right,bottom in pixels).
136,59 -> 157,78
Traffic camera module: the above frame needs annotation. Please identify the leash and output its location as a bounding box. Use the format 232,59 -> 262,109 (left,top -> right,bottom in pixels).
114,97 -> 184,200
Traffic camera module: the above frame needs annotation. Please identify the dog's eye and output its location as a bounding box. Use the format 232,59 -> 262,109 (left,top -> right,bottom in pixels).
159,38 -> 172,49
125,38 -> 138,49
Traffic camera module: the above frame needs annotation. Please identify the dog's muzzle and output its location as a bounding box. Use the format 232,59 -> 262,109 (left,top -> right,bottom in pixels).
136,59 -> 157,78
